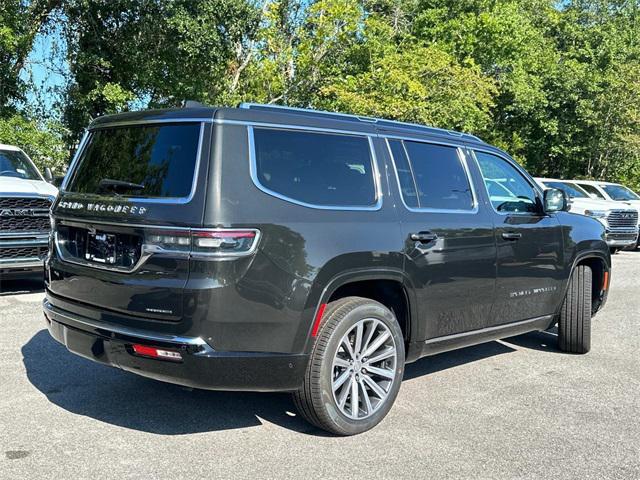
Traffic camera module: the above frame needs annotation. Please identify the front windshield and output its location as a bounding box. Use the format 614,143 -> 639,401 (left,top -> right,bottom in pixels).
544,181 -> 587,198
601,184 -> 640,201
0,149 -> 41,180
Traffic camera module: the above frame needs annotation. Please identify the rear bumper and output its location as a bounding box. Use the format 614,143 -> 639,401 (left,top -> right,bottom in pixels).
43,298 -> 308,392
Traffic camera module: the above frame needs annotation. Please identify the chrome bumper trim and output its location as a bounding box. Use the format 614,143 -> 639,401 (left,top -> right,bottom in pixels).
43,298 -> 211,348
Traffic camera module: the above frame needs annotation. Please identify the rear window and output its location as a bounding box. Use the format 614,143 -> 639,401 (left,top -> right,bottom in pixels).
252,128 -> 377,207
66,123 -> 201,198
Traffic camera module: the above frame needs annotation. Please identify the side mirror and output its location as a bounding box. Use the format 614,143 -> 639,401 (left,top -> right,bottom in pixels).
44,167 -> 54,183
544,188 -> 568,213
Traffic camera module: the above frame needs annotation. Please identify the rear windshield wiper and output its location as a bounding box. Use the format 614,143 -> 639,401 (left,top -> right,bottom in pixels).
98,178 -> 145,195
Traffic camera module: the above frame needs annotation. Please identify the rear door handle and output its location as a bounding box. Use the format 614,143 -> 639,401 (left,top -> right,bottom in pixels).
410,232 -> 438,243
502,232 -> 522,241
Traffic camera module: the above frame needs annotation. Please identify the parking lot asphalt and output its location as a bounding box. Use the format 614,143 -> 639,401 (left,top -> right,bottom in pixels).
1,254 -> 639,480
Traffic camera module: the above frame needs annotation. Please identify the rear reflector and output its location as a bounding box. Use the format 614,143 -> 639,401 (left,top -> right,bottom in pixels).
311,303 -> 327,337
132,344 -> 183,362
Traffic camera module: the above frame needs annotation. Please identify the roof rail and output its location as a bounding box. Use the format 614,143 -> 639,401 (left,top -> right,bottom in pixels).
239,103 -> 378,123
238,103 -> 483,142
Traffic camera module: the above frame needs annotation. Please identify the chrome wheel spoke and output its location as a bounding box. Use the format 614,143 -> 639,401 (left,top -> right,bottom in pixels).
350,378 -> 359,418
333,357 -> 351,368
361,319 -> 378,354
333,369 -> 351,392
363,374 -> 387,400
365,365 -> 394,380
337,380 -> 350,409
342,338 -> 356,360
354,322 -> 364,354
362,330 -> 391,358
359,379 -> 373,414
365,347 -> 395,365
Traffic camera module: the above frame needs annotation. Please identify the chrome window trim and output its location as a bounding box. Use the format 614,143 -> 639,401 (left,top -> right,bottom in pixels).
61,122 -> 206,205
247,125 -> 383,211
469,148 -> 544,217
384,137 -> 479,215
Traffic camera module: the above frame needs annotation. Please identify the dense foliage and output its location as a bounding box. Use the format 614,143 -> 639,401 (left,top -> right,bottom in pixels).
0,0 -> 638,189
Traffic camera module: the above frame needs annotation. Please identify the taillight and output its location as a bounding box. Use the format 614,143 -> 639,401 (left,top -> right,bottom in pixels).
143,228 -> 259,258
191,230 -> 259,256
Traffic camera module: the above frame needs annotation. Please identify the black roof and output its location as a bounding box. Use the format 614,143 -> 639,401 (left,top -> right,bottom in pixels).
89,103 -> 485,144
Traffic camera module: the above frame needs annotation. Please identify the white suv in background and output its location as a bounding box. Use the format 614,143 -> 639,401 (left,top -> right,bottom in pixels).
0,144 -> 58,278
572,180 -> 640,250
535,178 -> 639,252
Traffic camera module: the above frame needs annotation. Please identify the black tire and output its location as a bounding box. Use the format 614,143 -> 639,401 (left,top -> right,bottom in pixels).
610,247 -> 620,255
558,265 -> 592,354
293,296 -> 405,435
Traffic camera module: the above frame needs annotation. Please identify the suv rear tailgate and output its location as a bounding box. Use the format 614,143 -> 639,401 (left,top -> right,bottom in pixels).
47,119 -> 212,321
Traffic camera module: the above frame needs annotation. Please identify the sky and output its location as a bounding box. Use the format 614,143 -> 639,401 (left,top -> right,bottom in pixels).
20,26 -> 68,116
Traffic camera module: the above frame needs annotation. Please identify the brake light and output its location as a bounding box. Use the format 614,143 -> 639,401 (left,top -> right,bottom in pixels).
132,344 -> 183,362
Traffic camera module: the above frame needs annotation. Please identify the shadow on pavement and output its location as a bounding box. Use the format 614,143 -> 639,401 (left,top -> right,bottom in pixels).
22,329 -> 538,435
502,326 -> 559,352
0,275 -> 45,296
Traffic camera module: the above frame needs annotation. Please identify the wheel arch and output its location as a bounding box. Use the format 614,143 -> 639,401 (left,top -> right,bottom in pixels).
303,268 -> 418,354
565,251 -> 610,316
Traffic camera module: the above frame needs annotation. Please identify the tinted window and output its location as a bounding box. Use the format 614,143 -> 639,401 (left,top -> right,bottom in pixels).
396,141 -> 473,210
578,183 -> 606,199
475,151 -> 538,213
67,123 -> 201,198
543,181 -> 587,198
253,128 -> 376,207
0,149 -> 40,180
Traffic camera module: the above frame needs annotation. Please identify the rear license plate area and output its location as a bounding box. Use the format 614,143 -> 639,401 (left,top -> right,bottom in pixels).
85,232 -> 117,264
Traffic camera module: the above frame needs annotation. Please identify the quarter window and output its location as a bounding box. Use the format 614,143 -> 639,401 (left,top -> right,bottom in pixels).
389,139 -> 474,210
252,128 -> 377,207
475,151 -> 538,213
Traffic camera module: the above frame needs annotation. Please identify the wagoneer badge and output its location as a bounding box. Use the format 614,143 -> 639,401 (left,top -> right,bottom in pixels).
58,201 -> 147,215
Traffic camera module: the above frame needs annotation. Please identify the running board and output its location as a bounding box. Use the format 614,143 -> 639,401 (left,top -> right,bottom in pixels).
421,315 -> 555,357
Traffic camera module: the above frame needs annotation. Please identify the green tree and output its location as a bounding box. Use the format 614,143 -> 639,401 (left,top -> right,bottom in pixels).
0,114 -> 68,172
0,0 -> 61,114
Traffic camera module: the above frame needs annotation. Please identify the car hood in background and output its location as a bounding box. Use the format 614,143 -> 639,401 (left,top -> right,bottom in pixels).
0,177 -> 58,198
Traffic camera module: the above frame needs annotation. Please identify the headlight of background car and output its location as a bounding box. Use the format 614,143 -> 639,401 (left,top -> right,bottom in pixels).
584,210 -> 608,226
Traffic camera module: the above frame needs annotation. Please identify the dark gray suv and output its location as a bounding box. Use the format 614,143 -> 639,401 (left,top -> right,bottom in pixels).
44,104 -> 610,435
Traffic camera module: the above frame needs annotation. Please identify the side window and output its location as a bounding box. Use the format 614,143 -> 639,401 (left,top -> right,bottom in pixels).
579,183 -> 606,200
474,151 -> 538,214
389,139 -> 474,210
253,128 -> 377,207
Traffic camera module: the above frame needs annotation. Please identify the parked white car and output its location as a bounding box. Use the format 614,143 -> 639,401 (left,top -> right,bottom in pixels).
0,144 -> 58,277
535,178 -> 639,252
